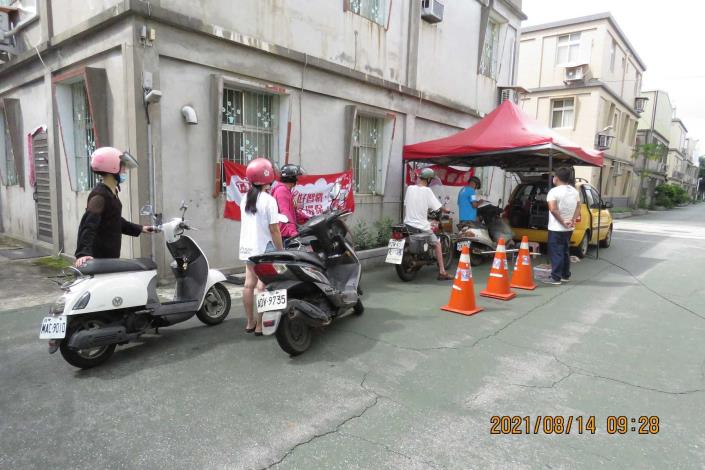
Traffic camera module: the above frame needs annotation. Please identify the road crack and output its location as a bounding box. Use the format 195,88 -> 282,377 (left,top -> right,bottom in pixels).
263,372 -> 380,469
598,257 -> 705,321
496,338 -> 705,396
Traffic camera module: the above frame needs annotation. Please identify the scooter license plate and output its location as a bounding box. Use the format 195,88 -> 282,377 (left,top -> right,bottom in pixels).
256,289 -> 287,313
457,240 -> 471,252
385,239 -> 405,264
38,315 -> 67,339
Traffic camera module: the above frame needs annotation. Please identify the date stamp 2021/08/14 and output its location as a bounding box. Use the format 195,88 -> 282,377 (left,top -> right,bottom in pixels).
490,416 -> 660,435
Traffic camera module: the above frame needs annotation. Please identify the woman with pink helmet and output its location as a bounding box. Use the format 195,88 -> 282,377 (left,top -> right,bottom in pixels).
239,157 -> 284,335
74,147 -> 155,267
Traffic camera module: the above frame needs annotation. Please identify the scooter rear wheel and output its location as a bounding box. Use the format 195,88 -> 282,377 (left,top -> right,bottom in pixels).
60,317 -> 116,369
395,253 -> 419,282
196,283 -> 232,326
275,312 -> 312,356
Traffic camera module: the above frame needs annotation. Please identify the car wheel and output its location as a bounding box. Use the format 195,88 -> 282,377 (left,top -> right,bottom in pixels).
572,232 -> 589,259
599,225 -> 613,248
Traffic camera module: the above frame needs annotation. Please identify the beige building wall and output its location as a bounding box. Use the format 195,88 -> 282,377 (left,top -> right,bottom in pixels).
518,14 -> 644,207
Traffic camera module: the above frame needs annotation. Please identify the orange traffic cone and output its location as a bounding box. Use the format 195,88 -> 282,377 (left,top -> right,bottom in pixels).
510,236 -> 537,290
480,238 -> 516,301
441,245 -> 483,316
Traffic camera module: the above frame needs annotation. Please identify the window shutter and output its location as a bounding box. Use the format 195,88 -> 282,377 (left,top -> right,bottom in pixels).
84,68 -> 109,147
3,98 -> 24,188
344,105 -> 358,170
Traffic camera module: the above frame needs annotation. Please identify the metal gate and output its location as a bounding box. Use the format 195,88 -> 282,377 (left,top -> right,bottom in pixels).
32,131 -> 53,243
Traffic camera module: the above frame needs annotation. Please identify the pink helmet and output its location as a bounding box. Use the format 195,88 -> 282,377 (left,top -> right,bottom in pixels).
90,147 -> 138,174
246,157 -> 275,185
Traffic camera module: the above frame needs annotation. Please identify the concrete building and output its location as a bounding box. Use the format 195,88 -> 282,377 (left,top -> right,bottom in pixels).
683,138 -> 700,199
517,12 -> 646,207
635,90 -> 672,207
0,0 -> 525,269
666,118 -> 688,187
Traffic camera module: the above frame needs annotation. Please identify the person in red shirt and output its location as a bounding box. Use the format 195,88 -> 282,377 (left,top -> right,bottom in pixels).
271,164 -> 309,244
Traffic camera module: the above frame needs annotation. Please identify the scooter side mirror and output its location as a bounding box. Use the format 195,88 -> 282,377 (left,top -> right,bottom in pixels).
179,200 -> 188,220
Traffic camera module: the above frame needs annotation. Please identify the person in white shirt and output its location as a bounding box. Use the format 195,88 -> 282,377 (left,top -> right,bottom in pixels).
239,158 -> 284,335
544,167 -> 581,285
404,168 -> 453,280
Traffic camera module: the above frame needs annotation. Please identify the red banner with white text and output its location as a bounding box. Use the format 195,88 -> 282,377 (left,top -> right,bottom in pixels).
223,162 -> 355,221
405,163 -> 475,187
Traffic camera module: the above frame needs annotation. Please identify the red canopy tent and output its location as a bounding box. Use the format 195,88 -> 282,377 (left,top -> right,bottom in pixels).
403,100 -> 603,170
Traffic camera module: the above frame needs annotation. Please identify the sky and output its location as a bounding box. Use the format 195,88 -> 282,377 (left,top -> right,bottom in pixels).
522,0 -> 705,162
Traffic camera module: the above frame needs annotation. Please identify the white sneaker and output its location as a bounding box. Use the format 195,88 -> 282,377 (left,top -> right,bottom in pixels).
561,278 -> 571,282
541,278 -> 562,285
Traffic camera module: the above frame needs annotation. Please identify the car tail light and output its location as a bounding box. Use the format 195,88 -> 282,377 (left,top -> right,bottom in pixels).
392,231 -> 404,240
254,263 -> 287,278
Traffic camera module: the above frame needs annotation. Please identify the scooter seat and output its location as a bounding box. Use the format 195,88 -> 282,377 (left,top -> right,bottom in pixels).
251,250 -> 326,269
79,258 -> 157,275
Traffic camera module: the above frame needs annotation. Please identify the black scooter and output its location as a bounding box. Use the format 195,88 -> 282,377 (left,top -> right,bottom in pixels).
250,187 -> 363,356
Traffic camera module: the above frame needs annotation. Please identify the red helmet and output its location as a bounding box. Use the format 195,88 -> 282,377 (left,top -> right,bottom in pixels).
246,157 -> 275,185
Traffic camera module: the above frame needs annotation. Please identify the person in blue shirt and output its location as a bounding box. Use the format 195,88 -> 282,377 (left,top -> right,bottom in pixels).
458,176 -> 484,224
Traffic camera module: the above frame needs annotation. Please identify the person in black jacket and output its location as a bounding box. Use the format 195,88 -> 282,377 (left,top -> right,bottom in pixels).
74,147 -> 154,267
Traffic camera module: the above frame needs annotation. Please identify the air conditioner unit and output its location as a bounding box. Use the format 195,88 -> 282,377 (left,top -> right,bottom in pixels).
564,64 -> 588,83
421,0 -> 444,24
595,133 -> 613,150
499,88 -> 518,104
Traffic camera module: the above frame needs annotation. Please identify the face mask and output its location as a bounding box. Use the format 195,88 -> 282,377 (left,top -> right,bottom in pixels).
119,173 -> 128,184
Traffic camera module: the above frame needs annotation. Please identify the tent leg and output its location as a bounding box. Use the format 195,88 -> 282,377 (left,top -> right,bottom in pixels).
596,166 -> 603,260
548,151 -> 553,190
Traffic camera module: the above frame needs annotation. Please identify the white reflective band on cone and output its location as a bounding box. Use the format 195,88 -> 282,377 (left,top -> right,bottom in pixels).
453,285 -> 462,291
459,253 -> 470,264
496,244 -> 506,253
520,241 -> 529,249
490,273 -> 504,278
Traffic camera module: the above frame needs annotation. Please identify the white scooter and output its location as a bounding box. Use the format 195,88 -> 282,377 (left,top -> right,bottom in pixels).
456,201 -> 514,266
39,201 -> 231,369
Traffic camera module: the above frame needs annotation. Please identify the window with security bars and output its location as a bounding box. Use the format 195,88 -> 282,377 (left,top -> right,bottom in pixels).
0,112 -> 17,186
72,82 -> 98,191
352,115 -> 383,194
221,88 -> 278,185
347,0 -> 387,26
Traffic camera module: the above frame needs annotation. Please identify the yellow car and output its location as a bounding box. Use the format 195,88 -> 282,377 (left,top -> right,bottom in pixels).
506,179 -> 613,258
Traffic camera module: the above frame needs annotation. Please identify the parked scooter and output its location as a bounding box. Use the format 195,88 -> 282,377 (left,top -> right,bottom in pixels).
386,204 -> 454,282
250,185 -> 363,356
39,201 -> 231,369
456,202 -> 514,266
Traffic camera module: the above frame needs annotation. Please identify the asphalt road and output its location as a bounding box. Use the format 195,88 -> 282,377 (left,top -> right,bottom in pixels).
2,205 -> 705,469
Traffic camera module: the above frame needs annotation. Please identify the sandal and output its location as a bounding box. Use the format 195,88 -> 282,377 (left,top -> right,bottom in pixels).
437,273 -> 454,281
245,326 -> 256,333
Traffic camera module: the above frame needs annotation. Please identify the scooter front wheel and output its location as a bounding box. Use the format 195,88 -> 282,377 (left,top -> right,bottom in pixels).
275,312 -> 312,356
60,317 -> 116,369
196,283 -> 232,326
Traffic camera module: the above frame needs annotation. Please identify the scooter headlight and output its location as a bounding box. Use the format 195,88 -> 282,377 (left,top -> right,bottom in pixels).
73,291 -> 91,310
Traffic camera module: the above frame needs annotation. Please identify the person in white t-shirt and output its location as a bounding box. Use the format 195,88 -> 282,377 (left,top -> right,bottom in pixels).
239,158 -> 284,335
544,167 -> 581,285
404,168 -> 453,280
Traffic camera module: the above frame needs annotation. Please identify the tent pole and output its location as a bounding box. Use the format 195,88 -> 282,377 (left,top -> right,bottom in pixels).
596,166 -> 603,260
548,149 -> 553,190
